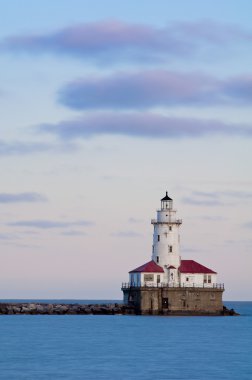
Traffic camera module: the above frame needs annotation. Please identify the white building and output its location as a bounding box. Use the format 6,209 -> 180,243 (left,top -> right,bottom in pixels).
129,192 -> 217,288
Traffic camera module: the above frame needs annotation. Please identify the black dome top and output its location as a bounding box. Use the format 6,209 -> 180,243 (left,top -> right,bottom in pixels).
161,191 -> 173,201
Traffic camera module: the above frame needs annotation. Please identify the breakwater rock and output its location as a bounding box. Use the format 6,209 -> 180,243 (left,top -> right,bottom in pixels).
0,303 -> 239,316
0,302 -> 135,315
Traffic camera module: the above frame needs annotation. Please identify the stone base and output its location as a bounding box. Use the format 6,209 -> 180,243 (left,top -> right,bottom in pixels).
122,286 -> 225,315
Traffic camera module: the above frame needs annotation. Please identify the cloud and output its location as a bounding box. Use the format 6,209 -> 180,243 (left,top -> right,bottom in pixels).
182,190 -> 252,207
182,198 -> 223,206
0,192 -> 47,203
111,230 -> 142,238
0,139 -> 76,156
8,219 -> 94,229
2,20 -> 252,64
192,190 -> 252,200
39,112 -> 252,140
61,230 -> 87,236
244,222 -> 252,229
59,70 -> 252,110
0,140 -> 51,156
219,190 -> 252,199
191,191 -> 219,199
200,216 -> 227,221
128,217 -> 143,224
0,233 -> 18,240
182,191 -> 222,206
59,70 -> 219,110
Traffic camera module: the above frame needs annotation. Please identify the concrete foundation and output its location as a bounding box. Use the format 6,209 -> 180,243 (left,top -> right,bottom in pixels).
122,286 -> 224,315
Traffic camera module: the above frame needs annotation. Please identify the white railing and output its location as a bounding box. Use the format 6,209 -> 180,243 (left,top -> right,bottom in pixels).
121,282 -> 224,290
151,219 -> 182,224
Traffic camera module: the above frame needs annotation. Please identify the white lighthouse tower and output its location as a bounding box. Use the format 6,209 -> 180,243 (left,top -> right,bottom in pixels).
151,192 -> 182,285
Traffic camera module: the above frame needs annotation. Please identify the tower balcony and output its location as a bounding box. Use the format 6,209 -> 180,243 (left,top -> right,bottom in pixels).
151,218 -> 182,225
121,282 -> 225,290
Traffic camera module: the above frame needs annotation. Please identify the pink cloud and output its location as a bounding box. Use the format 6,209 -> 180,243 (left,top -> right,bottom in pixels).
3,19 -> 251,63
59,70 -> 252,110
39,112 -> 252,139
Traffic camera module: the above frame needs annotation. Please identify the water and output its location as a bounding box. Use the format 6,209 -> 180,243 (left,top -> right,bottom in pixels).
0,301 -> 251,380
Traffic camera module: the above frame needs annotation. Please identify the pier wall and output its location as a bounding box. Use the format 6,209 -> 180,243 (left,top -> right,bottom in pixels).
122,286 -> 224,315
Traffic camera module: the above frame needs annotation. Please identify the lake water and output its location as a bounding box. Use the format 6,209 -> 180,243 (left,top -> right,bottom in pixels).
0,301 -> 251,380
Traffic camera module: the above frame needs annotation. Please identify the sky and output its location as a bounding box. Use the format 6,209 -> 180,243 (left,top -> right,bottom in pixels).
0,0 -> 252,300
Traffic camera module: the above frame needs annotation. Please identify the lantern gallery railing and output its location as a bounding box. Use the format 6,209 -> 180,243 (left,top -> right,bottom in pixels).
151,219 -> 182,225
121,282 -> 225,290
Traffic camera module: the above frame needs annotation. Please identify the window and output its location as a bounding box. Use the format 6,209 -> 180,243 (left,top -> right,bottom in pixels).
204,275 -> 207,283
186,277 -> 189,282
208,275 -> 212,283
169,226 -> 172,231
162,298 -> 168,308
152,245 -> 154,253
158,235 -> 160,241
169,246 -> 173,252
157,275 -> 160,283
156,256 -> 159,263
144,274 -> 154,282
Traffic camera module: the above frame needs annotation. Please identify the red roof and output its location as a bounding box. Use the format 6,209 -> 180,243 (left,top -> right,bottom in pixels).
168,265 -> 176,269
129,260 -> 164,273
179,260 -> 216,274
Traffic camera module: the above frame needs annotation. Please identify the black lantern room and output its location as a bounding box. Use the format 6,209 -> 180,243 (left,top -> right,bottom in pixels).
161,192 -> 173,210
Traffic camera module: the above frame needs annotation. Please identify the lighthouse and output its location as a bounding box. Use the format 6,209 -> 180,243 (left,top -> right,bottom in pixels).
122,192 -> 224,315
151,192 -> 182,285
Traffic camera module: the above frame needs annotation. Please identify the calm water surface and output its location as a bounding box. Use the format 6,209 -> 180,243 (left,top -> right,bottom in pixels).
0,301 -> 251,380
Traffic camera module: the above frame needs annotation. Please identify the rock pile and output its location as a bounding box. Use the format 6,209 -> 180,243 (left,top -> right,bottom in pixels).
0,302 -> 135,315
0,302 -> 239,316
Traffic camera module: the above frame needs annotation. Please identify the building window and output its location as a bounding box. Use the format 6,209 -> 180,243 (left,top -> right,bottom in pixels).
204,275 -> 207,283
156,256 -> 159,263
158,235 -> 160,241
208,275 -> 212,283
144,274 -> 154,282
162,298 -> 168,308
152,245 -> 154,253
169,226 -> 172,231
169,246 -> 172,252
157,275 -> 160,283
186,277 -> 189,282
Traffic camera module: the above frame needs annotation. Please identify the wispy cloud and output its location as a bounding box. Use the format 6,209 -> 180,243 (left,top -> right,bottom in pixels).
8,219 -> 94,229
0,232 -> 19,240
0,192 -> 47,203
61,230 -> 87,236
2,20 -> 252,64
40,112 -> 252,140
0,139 -> 76,156
182,198 -> 223,206
111,230 -> 142,238
219,190 -> 252,199
0,140 -> 52,156
200,215 -> 227,221
128,217 -> 143,224
244,221 -> 252,229
59,70 -> 252,110
182,190 -> 252,207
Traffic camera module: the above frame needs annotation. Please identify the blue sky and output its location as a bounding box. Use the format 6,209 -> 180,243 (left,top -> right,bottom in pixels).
0,0 -> 252,299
